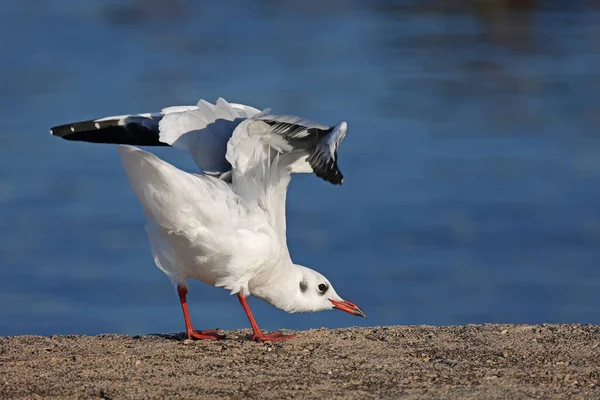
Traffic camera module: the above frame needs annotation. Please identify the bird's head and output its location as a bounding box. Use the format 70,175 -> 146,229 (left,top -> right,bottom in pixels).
287,265 -> 366,317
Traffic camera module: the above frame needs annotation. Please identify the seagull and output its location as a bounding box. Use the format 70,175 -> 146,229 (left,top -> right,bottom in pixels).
50,97 -> 365,342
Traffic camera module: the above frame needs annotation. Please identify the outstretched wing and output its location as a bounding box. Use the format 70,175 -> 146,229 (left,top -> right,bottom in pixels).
50,98 -> 261,176
50,99 -> 346,186
158,98 -> 260,175
50,111 -> 177,146
226,112 -> 348,242
251,112 -> 348,185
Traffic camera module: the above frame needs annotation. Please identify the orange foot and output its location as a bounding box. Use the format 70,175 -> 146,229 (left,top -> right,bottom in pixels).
187,329 -> 226,340
248,331 -> 296,342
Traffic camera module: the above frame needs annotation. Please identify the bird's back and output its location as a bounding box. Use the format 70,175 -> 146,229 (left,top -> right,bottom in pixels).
117,145 -> 279,290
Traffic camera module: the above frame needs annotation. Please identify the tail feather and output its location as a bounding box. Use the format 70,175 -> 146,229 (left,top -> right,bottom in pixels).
116,145 -> 237,229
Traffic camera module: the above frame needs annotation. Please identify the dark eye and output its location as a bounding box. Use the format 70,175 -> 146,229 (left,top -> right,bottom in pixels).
318,283 -> 328,293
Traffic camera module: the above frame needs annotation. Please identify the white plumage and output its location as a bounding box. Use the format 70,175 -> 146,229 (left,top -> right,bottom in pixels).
51,97 -> 364,342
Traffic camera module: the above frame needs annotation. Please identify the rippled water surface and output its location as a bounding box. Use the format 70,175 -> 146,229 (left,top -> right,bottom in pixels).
1,1 -> 600,336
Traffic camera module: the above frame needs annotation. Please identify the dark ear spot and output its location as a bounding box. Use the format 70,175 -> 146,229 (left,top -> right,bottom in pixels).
299,280 -> 308,293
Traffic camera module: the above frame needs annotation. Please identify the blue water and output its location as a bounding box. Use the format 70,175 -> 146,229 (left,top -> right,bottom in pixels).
1,1 -> 600,337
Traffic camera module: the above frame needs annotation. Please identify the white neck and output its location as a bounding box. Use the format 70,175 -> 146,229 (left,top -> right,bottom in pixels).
248,262 -> 303,313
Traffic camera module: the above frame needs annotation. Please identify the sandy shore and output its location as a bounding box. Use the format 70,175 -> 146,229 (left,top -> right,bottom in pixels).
1,324 -> 599,399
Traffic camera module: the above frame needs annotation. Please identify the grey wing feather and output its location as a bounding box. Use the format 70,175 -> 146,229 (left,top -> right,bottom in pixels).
250,112 -> 347,185
253,112 -> 333,141
306,121 -> 347,184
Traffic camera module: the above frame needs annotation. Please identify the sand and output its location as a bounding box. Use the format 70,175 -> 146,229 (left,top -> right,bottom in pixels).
1,324 -> 599,399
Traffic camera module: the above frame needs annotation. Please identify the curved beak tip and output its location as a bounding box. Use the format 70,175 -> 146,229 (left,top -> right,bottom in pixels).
330,299 -> 367,319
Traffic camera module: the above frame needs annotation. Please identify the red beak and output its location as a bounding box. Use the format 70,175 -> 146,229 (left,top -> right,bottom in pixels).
330,299 -> 367,318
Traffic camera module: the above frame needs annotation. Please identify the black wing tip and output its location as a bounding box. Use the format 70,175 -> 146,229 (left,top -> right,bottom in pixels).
308,152 -> 344,185
49,119 -> 109,139
319,167 -> 344,185
317,161 -> 343,185
49,120 -> 168,146
324,174 -> 343,185
50,122 -> 79,138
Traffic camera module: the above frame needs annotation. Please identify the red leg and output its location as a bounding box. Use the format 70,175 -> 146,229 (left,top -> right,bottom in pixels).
237,293 -> 295,342
177,285 -> 224,340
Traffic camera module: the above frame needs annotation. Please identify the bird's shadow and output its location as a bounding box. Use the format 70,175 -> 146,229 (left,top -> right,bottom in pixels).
133,331 -> 249,342
143,332 -> 187,341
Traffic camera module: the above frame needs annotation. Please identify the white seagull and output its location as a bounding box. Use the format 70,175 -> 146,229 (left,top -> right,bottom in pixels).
50,97 -> 365,342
